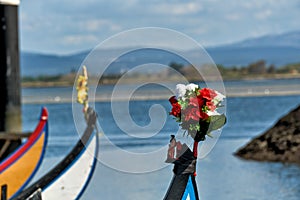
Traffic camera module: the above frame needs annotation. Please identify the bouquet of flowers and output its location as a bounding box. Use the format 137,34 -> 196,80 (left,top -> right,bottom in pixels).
169,83 -> 226,141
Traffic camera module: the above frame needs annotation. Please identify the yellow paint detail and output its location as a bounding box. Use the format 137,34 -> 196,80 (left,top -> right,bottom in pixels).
0,133 -> 45,199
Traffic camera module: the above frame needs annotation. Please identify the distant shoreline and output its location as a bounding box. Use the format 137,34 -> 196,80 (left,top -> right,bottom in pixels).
21,73 -> 300,88
22,79 -> 300,104
21,92 -> 300,104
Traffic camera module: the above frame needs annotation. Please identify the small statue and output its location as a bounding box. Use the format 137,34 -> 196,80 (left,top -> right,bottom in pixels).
165,135 -> 176,163
165,135 -> 183,163
175,141 -> 182,159
76,66 -> 89,113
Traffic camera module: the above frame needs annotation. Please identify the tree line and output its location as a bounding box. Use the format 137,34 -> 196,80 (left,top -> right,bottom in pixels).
169,60 -> 300,80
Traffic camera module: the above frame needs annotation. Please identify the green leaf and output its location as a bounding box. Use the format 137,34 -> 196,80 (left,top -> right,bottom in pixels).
179,99 -> 188,109
207,114 -> 226,133
206,132 -> 213,138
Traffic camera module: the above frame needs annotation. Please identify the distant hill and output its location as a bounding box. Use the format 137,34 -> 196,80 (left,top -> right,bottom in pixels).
225,31 -> 300,48
21,30 -> 300,77
20,48 -> 190,77
206,46 -> 300,67
206,30 -> 300,67
20,51 -> 88,77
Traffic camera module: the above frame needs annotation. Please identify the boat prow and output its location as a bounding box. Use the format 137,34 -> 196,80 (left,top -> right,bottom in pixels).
13,107 -> 99,200
0,107 -> 48,199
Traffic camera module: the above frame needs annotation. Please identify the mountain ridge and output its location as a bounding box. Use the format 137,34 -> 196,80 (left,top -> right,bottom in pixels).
224,31 -> 300,48
21,30 -> 300,77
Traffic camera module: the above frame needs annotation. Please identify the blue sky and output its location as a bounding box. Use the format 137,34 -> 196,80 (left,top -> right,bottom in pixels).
19,0 -> 300,55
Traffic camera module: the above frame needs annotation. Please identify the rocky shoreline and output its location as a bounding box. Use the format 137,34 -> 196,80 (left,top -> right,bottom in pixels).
235,105 -> 300,164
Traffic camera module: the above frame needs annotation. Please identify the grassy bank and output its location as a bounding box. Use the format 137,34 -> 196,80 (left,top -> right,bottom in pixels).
21,61 -> 300,87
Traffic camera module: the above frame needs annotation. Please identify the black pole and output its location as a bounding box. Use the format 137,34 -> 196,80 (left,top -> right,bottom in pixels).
1,184 -> 7,200
0,5 -> 8,131
0,2 -> 21,133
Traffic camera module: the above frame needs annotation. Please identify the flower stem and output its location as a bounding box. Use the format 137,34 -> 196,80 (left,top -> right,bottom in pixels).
193,141 -> 199,158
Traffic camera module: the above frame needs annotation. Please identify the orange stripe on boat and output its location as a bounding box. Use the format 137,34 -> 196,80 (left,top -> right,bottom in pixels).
0,107 -> 48,199
0,133 -> 45,198
0,108 -> 47,172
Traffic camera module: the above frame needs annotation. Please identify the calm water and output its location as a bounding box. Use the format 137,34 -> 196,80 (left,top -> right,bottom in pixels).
22,87 -> 300,199
22,78 -> 300,103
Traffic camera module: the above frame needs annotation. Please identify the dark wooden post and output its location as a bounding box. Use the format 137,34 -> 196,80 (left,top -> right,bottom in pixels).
0,0 -> 21,133
1,184 -> 7,200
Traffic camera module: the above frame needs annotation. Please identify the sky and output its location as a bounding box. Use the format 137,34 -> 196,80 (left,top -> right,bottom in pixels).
19,0 -> 300,55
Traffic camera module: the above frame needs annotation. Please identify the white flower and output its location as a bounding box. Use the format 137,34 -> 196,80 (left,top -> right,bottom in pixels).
212,91 -> 226,105
176,84 -> 187,99
215,91 -> 225,101
186,83 -> 199,92
207,110 -> 220,116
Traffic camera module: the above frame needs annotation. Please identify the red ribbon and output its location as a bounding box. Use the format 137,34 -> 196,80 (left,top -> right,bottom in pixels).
193,141 -> 199,158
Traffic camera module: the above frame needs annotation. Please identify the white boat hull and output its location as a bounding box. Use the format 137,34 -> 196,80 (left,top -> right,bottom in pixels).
42,134 -> 97,200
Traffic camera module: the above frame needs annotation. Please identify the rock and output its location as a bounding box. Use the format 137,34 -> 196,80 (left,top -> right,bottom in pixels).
235,105 -> 300,164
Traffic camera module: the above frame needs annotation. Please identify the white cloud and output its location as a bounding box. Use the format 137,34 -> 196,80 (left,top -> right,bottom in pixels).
82,19 -> 122,32
110,24 -> 123,32
225,13 -> 242,21
62,34 -> 98,45
152,2 -> 203,15
84,20 -> 107,31
186,27 -> 208,35
254,9 -> 272,19
19,0 -> 300,54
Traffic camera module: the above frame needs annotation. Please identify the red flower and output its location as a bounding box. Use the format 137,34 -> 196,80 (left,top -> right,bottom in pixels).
200,88 -> 217,101
170,102 -> 181,117
169,96 -> 178,105
184,107 -> 200,121
189,96 -> 204,108
206,101 -> 216,111
183,106 -> 209,121
199,111 -> 209,120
